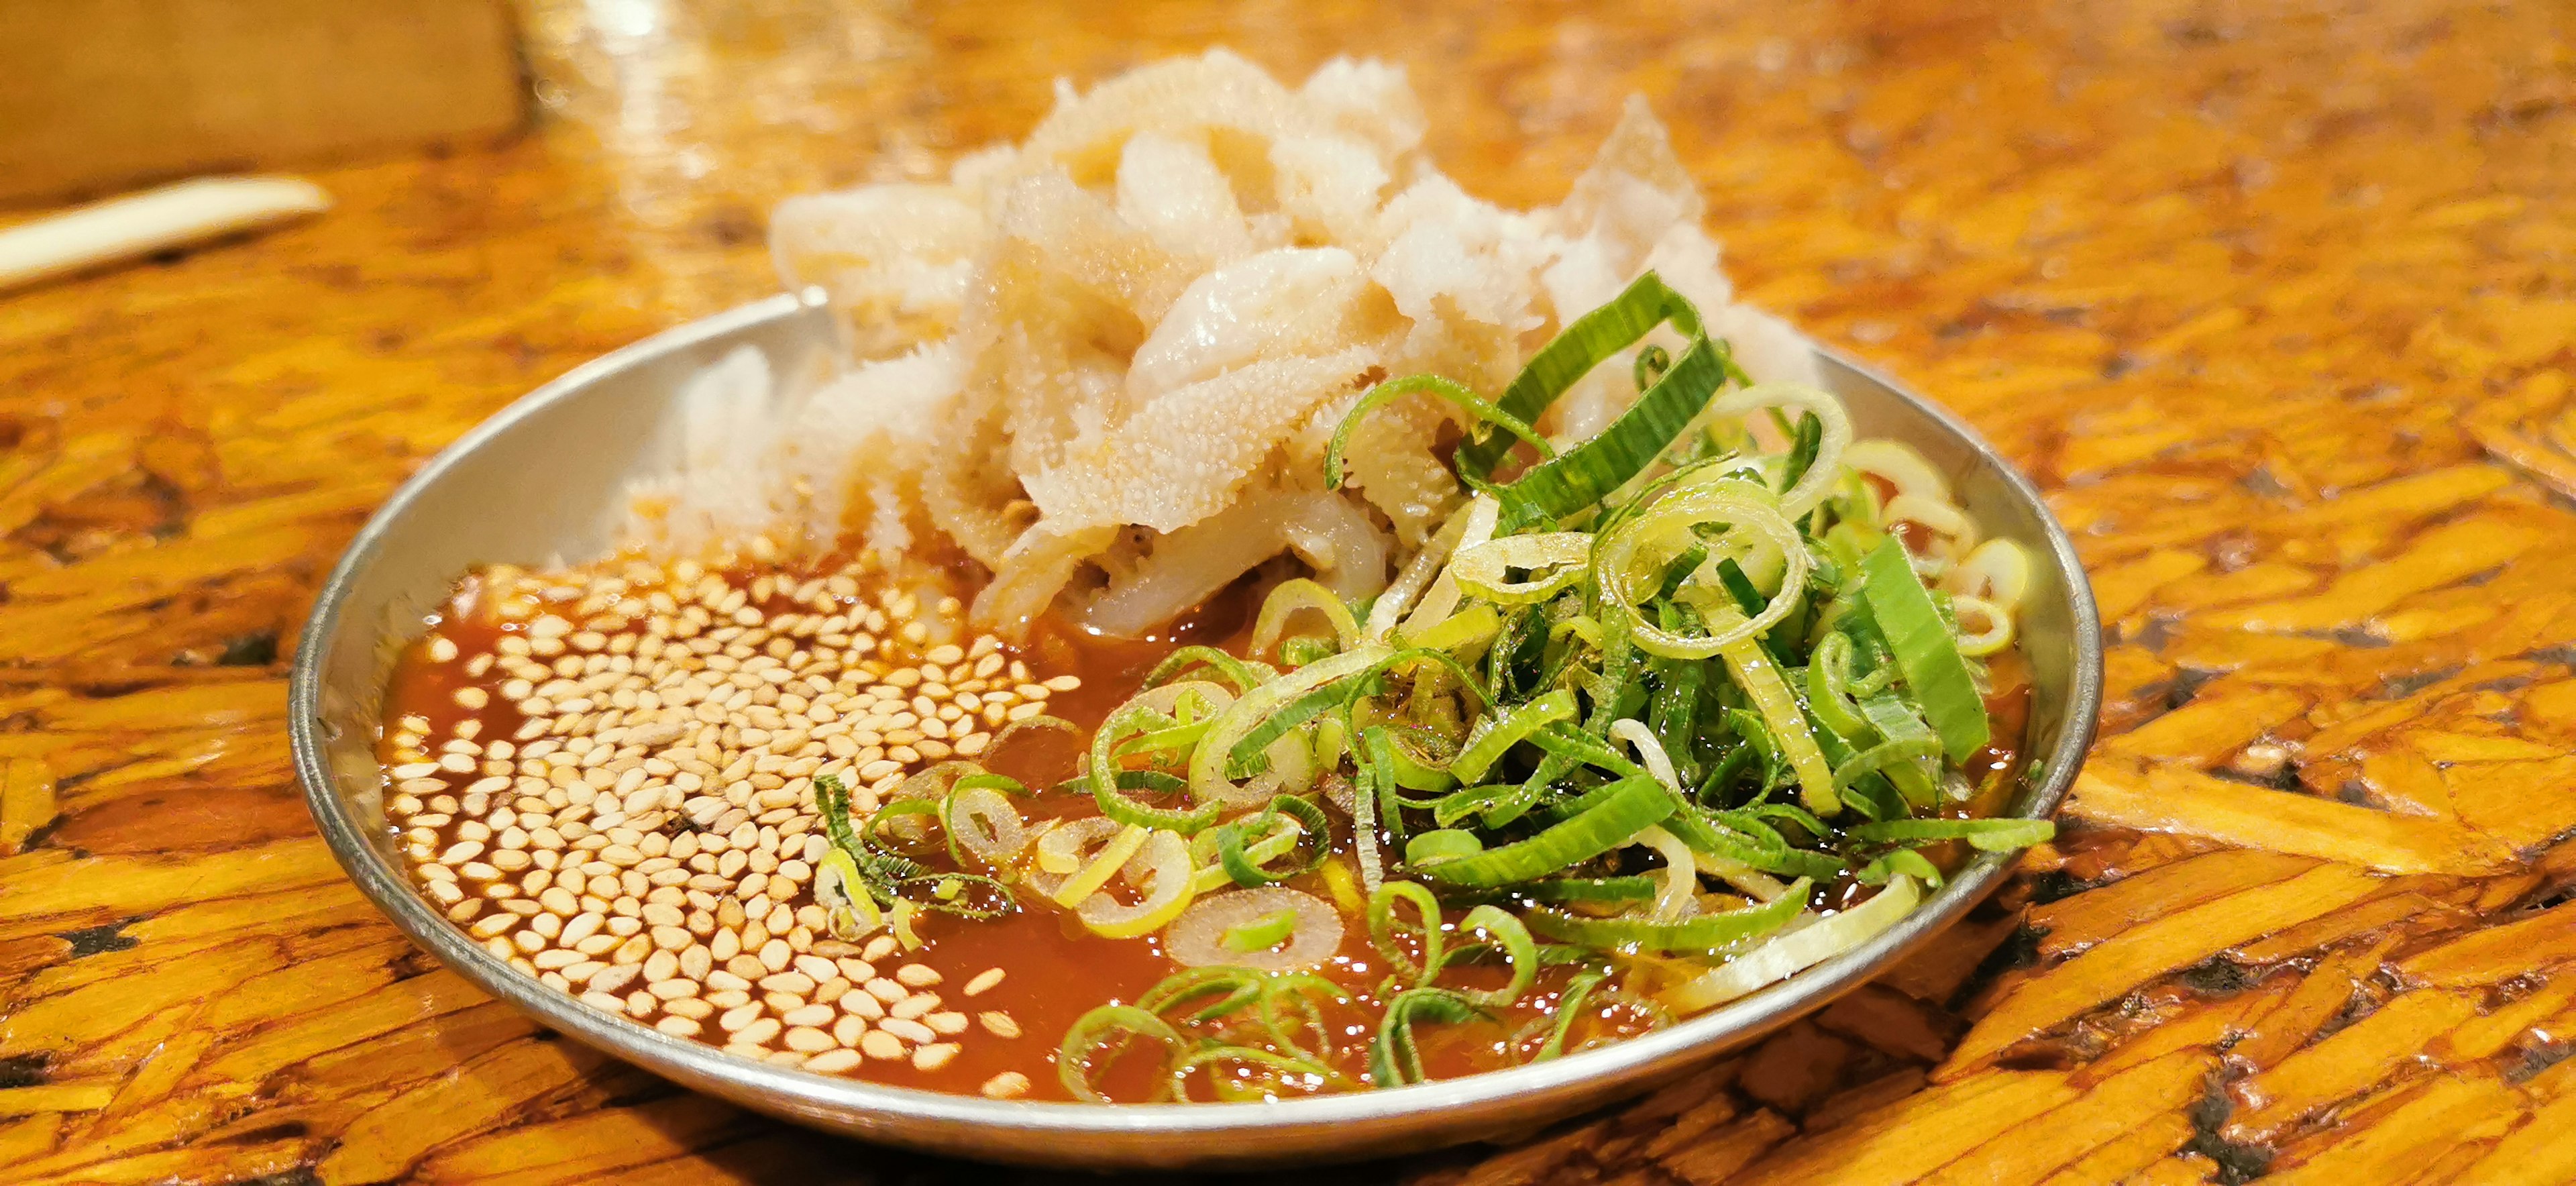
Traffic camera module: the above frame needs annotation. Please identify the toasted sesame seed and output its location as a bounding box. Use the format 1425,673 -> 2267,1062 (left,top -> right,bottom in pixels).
804,1048 -> 863,1073
879,1017 -> 936,1044
394,560 -> 1050,1076
912,1042 -> 961,1071
860,1030 -> 908,1061
981,1071 -> 1030,1099
889,993 -> 939,1020
839,989 -> 887,1019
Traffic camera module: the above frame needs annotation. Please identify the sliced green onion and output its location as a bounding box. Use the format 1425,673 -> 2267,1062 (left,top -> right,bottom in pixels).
1048,822 -> 1149,908
1370,987 -> 1481,1089
1212,795 -> 1331,887
1440,904 -> 1539,1008
1858,848 -> 1943,888
1327,376 -> 1553,492
1451,688 -> 1578,784
1860,540 -> 1990,762
1854,693 -> 1943,807
1524,878 -> 1809,953
1414,775 -> 1678,889
1058,1004 -> 1184,1103
1222,907 -> 1301,953
1430,781 -> 1543,829
1404,601 -> 1501,655
1846,817 -> 2055,851
1716,623 -> 1840,818
1448,533 -> 1592,605
1248,578 -> 1362,660
1458,272 -> 1704,480
1694,384 -> 1854,520
1662,875 -> 1919,1013
1472,277 -> 1734,519
1071,828 -> 1198,938
1366,880 -> 1446,987
1517,875 -> 1656,904
1778,411 -> 1823,493
1090,701 -> 1223,833
812,847 -> 883,940
1360,726 -> 1411,858
1949,594 -> 2014,657
1526,722 -> 1650,781
1531,971 -> 1608,1063
1367,500 -> 1479,642
1398,495 -> 1499,637
1831,737 -> 1945,790
1805,632 -> 1868,744
1281,636 -> 1337,667
1191,645 -> 1392,806
1144,645 -> 1270,692
1595,482 -> 1810,661
1403,828 -> 1484,866
1222,686 -> 1342,779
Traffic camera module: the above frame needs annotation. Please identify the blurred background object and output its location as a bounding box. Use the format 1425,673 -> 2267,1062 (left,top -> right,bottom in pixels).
0,176 -> 331,292
0,0 -> 523,206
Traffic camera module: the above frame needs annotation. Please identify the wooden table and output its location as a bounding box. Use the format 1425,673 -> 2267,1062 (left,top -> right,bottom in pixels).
4,1 -> 2573,1181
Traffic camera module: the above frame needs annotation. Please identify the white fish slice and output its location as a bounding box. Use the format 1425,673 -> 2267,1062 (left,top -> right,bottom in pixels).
0,176 -> 331,293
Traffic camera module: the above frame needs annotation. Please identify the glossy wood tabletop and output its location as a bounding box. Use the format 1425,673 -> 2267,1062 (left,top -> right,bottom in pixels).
4,1 -> 2574,1182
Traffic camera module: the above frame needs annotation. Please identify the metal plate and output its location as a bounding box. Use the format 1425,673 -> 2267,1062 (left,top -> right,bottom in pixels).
290,290 -> 2102,1169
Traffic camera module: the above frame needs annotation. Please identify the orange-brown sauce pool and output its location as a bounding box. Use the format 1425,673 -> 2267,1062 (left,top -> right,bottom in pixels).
380,557 -> 2030,1101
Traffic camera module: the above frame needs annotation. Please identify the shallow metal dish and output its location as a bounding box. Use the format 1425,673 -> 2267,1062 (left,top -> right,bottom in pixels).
291,289 -> 2102,1170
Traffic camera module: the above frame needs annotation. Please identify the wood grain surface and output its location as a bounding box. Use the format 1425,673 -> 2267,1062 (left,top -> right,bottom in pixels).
3,1 -> 2573,1182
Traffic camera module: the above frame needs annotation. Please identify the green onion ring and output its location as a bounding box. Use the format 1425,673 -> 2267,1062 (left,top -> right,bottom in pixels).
1449,533 -> 1593,605
1191,645 -> 1393,807
1248,578 -> 1362,660
1595,482 -> 1810,661
1144,645 -> 1271,692
1057,1004 -> 1185,1103
1366,880 -> 1445,987
1327,376 -> 1554,493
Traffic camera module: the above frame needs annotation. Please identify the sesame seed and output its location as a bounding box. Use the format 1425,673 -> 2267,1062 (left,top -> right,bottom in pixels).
390,559 -> 1049,1081
879,1017 -> 936,1044
981,1071 -> 1030,1099
860,1030 -> 908,1061
911,1042 -> 961,1071
804,1048 -> 863,1073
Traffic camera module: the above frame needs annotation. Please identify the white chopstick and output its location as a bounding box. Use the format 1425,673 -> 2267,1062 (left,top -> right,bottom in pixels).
0,176 -> 332,293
